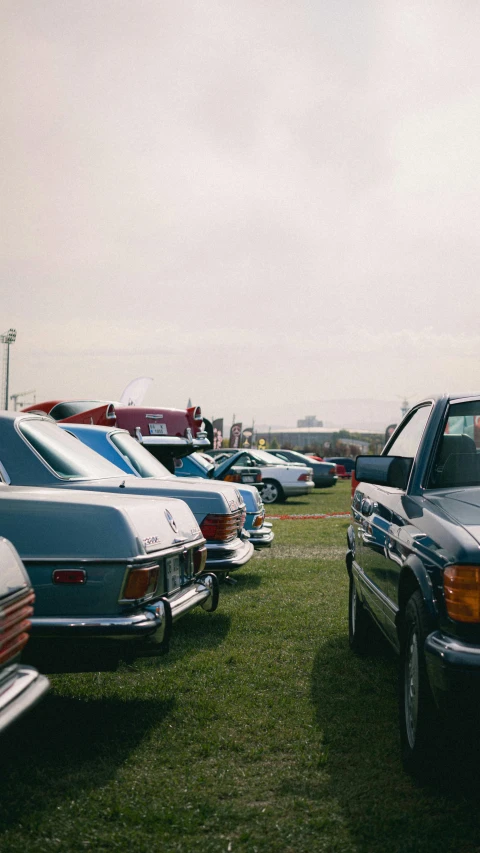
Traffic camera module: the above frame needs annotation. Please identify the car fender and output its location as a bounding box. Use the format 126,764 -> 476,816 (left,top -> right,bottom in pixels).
396,554 -> 439,631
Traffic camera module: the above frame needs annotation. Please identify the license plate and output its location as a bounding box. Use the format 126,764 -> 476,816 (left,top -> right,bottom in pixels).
243,476 -> 255,482
149,423 -> 168,435
165,555 -> 180,592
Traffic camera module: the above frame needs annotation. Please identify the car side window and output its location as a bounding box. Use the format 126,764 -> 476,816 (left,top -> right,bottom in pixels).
387,405 -> 432,459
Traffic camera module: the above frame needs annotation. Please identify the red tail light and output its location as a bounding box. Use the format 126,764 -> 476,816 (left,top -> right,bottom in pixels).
255,473 -> 262,482
298,473 -> 312,481
200,513 -> 240,541
329,467 -> 336,476
193,545 -> 207,574
224,473 -> 242,482
53,569 -> 86,584
123,565 -> 159,600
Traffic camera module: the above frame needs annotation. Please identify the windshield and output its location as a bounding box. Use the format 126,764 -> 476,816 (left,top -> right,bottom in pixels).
19,419 -> 127,480
428,401 -> 480,488
110,432 -> 171,478
189,452 -> 215,472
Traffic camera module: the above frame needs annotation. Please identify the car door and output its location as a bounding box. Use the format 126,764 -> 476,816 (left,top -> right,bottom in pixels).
354,404 -> 433,643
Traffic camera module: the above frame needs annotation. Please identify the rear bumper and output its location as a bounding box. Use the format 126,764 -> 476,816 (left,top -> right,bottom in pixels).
0,665 -> 50,734
283,482 -> 315,497
29,577 -> 215,644
314,477 -> 338,488
425,631 -> 480,710
248,523 -> 274,549
205,537 -> 254,572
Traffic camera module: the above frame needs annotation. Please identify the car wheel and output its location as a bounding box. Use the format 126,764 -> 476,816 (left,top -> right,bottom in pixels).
262,479 -> 284,504
399,590 -> 437,775
348,573 -> 371,654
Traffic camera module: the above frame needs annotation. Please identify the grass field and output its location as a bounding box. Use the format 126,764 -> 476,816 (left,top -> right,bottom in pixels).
2,480 -> 480,852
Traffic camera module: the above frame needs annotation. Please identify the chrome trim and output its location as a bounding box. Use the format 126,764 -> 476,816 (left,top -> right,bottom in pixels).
0,667 -> 50,734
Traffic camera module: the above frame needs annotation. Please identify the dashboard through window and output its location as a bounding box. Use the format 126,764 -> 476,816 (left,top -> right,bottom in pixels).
428,401 -> 480,488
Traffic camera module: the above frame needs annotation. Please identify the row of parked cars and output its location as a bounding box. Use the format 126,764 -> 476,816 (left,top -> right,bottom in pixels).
0,397 -> 281,731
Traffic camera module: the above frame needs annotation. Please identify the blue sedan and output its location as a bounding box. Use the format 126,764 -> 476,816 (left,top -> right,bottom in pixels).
58,423 -> 273,550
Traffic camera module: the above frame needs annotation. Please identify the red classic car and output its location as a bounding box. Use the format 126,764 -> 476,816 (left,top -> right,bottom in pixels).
22,399 -> 210,465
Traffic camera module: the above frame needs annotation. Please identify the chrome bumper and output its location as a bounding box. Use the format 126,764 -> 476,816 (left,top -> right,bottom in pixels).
0,665 -> 50,734
206,537 -> 254,572
248,523 -> 274,549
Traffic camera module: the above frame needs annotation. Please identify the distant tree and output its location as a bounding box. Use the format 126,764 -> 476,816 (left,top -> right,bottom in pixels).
269,436 -> 279,449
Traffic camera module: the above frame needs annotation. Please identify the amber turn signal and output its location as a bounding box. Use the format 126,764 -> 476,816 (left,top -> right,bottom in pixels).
123,565 -> 159,600
444,565 -> 480,622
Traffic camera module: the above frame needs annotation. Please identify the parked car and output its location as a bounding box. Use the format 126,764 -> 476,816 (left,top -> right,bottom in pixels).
22,399 -> 210,467
333,464 -> 349,479
348,393 -> 480,774
261,449 -> 337,488
208,449 -> 314,504
0,412 -> 253,579
58,423 -> 272,552
0,537 -> 49,730
1,484 -> 216,672
174,453 -> 273,549
176,451 -> 263,490
324,456 -> 356,477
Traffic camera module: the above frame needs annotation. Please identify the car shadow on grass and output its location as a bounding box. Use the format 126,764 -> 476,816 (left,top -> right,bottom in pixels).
0,692 -> 175,832
310,633 -> 480,853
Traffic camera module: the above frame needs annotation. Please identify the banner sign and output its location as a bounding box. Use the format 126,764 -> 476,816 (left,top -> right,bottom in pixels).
241,427 -> 253,448
229,422 -> 243,448
212,418 -> 224,450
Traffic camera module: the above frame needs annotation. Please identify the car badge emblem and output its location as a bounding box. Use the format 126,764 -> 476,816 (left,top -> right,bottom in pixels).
165,509 -> 178,533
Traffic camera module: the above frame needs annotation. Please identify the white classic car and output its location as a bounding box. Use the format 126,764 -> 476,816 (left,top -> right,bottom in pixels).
208,449 -> 314,504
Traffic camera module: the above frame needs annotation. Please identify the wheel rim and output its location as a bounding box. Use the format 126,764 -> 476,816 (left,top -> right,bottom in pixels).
262,482 -> 278,503
404,628 -> 419,749
350,581 -> 357,635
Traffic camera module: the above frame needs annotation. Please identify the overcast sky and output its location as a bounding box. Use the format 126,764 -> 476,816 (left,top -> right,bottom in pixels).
2,1 -> 480,428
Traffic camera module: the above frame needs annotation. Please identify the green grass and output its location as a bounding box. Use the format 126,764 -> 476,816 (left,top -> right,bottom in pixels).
2,480 -> 480,852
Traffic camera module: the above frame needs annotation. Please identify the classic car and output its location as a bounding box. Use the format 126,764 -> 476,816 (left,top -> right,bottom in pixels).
173,453 -> 273,549
208,449 -> 314,504
0,484 -> 217,672
1,412 -> 252,577
348,393 -> 480,773
58,424 -> 272,551
0,536 -> 49,730
175,451 -> 263,490
22,399 -> 210,466
262,449 -> 337,488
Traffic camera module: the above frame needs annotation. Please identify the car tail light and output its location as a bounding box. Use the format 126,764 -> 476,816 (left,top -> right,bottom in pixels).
253,511 -> 265,528
200,513 -> 239,542
444,565 -> 480,622
330,467 -> 336,476
193,545 -> 207,574
224,473 -> 242,482
0,590 -> 35,666
255,473 -> 262,482
53,569 -> 86,584
123,565 -> 159,600
351,472 -> 359,497
297,473 -> 311,481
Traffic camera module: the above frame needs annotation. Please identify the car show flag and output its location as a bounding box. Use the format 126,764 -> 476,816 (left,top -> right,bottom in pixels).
212,418 -> 224,450
229,422 -> 243,448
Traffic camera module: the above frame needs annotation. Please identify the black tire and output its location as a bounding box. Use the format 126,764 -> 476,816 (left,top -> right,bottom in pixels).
399,590 -> 438,776
348,573 -> 371,654
262,479 -> 284,504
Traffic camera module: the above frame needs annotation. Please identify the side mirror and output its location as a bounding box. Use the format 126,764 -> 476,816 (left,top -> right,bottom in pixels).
355,456 -> 413,490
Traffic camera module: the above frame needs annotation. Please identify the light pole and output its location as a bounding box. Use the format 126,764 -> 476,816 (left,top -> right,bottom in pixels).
1,328 -> 17,410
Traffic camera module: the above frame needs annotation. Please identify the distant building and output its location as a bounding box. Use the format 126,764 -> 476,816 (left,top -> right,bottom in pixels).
256,426 -> 379,454
297,415 -> 323,428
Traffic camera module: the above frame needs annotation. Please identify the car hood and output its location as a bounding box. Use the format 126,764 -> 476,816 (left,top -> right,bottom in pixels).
426,489 -> 480,543
0,485 -> 201,561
